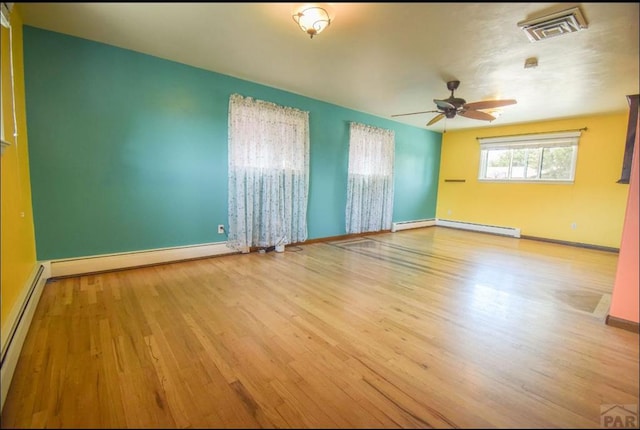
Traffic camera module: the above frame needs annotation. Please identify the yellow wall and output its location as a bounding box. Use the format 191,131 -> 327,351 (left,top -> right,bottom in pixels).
1,7 -> 37,329
436,114 -> 630,249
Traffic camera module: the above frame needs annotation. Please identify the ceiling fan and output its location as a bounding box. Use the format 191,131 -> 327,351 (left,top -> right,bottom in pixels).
392,80 -> 517,126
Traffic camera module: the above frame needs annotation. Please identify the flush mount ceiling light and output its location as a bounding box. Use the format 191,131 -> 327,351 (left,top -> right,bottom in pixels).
517,6 -> 588,42
292,3 -> 333,39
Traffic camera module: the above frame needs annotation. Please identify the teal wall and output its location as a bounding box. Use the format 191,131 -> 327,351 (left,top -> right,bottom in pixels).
23,26 -> 441,260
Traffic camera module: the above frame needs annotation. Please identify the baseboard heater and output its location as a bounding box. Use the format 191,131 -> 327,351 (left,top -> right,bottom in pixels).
437,219 -> 521,238
391,218 -> 520,238
391,218 -> 437,232
1,263 -> 48,412
50,241 -> 235,278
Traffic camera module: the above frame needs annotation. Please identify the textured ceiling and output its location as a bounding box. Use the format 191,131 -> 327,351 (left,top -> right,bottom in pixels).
16,2 -> 640,132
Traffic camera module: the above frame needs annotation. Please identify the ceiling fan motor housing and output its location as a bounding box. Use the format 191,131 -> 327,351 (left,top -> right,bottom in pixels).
448,97 -> 466,108
444,108 -> 457,118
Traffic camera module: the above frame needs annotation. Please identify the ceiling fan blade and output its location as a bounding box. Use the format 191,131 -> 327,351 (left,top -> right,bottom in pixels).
458,109 -> 496,121
391,110 -> 439,118
434,99 -> 456,110
427,113 -> 445,126
463,99 -> 517,110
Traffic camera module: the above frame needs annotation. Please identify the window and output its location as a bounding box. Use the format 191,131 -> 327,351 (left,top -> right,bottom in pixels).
345,122 -> 395,234
478,131 -> 581,182
227,94 -> 309,251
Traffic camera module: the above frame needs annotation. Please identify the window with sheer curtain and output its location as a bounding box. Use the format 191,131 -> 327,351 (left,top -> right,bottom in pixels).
345,122 -> 395,234
227,93 -> 309,251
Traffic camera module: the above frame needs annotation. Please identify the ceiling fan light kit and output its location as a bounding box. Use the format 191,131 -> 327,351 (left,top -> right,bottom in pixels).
392,80 -> 517,127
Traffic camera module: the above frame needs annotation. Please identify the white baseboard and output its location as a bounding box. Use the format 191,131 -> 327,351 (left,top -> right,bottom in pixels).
1,261 -> 50,413
437,219 -> 521,238
50,241 -> 236,278
391,218 -> 521,238
391,218 -> 437,232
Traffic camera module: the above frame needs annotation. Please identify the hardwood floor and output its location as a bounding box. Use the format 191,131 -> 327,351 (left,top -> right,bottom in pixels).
1,227 -> 638,428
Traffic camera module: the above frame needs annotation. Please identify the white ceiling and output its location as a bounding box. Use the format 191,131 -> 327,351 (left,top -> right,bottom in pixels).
16,2 -> 640,132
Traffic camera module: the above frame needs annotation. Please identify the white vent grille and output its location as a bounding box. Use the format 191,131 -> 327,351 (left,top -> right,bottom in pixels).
517,7 -> 588,42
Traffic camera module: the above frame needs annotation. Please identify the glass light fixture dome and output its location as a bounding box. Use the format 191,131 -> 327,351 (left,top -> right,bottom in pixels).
292,3 -> 333,39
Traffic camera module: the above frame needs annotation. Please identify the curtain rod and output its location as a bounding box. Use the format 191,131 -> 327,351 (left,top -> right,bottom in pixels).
476,127 -> 587,140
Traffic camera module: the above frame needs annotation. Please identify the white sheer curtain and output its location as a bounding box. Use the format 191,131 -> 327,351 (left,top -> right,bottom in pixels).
227,94 -> 309,251
346,122 -> 395,234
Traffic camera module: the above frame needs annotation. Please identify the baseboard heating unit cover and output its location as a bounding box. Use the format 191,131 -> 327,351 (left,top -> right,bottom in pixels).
391,219 -> 437,232
437,219 -> 521,238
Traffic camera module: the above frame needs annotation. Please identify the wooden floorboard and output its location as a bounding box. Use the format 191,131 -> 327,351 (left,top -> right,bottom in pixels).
1,227 -> 638,428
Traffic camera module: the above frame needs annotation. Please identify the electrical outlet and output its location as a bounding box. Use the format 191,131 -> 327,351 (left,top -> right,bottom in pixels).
571,222 -> 577,230
218,225 -> 225,234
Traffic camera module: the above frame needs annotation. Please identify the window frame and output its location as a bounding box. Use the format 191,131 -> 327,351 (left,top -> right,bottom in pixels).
477,131 -> 581,183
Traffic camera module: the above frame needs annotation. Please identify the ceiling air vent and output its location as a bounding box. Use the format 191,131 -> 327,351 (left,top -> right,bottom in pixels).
517,7 -> 588,42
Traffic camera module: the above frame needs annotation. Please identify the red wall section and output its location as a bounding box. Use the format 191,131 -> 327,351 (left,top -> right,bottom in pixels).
609,117 -> 639,323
